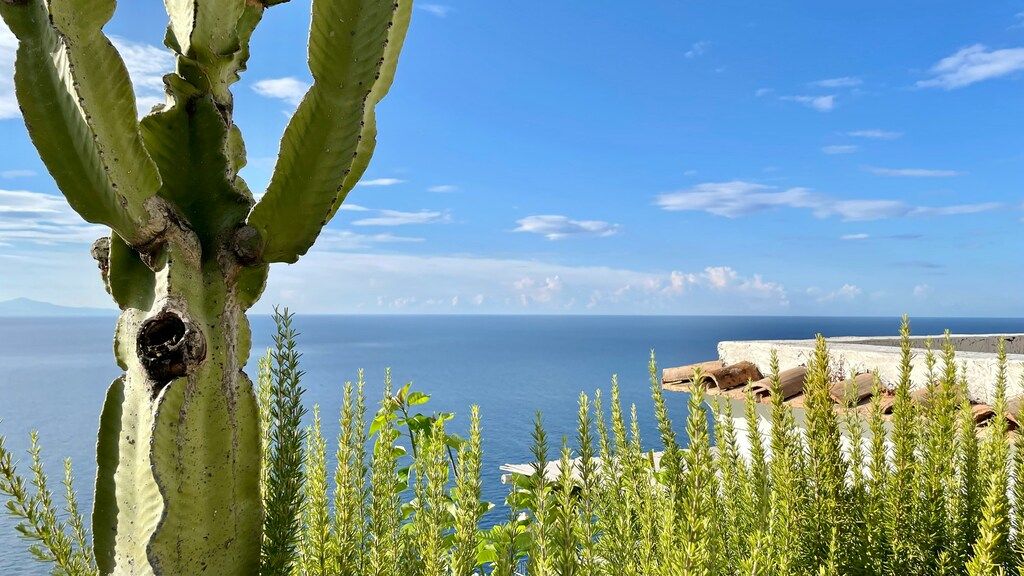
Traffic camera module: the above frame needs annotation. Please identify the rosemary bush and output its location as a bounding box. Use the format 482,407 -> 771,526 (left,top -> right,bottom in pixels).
4,313 -> 1024,575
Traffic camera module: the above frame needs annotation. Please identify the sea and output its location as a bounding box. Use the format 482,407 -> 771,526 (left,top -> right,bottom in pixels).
3,314 -> 1024,573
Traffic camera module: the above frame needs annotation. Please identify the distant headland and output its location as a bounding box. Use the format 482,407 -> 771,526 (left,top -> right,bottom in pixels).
0,298 -> 117,317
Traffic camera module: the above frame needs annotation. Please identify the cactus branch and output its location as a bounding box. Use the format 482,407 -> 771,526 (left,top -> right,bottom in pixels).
163,0 -> 268,108
247,0 -> 414,264
0,0 -> 164,245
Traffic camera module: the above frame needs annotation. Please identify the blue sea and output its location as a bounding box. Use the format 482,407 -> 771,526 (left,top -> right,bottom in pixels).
3,314 -> 1024,573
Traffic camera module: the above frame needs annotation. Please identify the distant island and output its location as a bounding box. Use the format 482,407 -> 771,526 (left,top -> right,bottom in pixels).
0,298 -> 117,317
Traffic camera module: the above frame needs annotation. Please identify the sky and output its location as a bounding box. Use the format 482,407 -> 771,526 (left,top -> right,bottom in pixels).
1,1 -> 1023,316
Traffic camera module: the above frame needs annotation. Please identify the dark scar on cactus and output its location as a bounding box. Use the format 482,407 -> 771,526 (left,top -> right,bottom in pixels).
137,310 -> 207,393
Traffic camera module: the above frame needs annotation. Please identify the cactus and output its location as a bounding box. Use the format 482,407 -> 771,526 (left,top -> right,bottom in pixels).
0,0 -> 412,573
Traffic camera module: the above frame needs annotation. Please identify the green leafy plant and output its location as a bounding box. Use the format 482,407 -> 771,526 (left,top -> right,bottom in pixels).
0,0 -> 412,572
8,307 -> 1024,576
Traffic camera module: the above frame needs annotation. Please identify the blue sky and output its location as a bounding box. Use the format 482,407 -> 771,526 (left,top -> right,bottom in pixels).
1,1 -> 1023,316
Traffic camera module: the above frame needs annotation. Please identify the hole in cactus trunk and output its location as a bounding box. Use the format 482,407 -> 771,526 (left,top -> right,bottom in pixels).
138,310 -> 205,391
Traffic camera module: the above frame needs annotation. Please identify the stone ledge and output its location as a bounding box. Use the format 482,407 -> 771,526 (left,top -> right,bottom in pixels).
718,334 -> 1024,405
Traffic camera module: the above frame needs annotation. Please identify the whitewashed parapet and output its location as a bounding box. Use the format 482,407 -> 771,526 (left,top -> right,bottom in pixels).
717,335 -> 1024,406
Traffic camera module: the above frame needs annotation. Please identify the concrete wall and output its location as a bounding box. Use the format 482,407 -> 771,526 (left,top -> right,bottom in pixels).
718,334 -> 1024,405
851,335 -> 1024,355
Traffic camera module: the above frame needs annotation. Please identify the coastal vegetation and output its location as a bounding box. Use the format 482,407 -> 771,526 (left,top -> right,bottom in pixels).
4,312 -> 1024,575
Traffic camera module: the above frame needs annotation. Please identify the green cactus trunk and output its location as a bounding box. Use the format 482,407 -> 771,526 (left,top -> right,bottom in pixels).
90,230 -> 267,575
0,0 -> 413,572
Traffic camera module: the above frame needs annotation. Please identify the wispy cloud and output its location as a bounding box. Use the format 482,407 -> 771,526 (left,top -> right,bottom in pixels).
428,184 -> 458,193
685,41 -> 711,59
339,203 -> 370,212
864,166 -> 964,177
656,181 -> 819,217
418,4 -> 453,17
809,284 -> 862,302
252,77 -> 310,106
0,189 -> 105,245
265,251 -> 791,314
110,36 -> 174,114
811,76 -> 862,88
514,215 -> 620,240
655,180 -> 999,221
0,24 -> 16,120
847,129 -> 903,140
316,229 -> 425,251
841,233 -> 923,241
352,208 -> 449,226
1,169 -> 35,179
822,144 -> 858,155
781,94 -> 835,111
912,203 -> 1001,216
0,32 -> 173,118
918,44 -> 1024,89
357,178 -> 406,187
754,88 -> 774,97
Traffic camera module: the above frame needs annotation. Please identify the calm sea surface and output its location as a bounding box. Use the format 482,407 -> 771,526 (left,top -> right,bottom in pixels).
3,314 -> 1024,573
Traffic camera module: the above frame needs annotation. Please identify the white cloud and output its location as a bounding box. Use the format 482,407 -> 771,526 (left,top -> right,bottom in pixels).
812,76 -> 862,88
338,203 -> 370,212
696,266 -> 787,302
655,181 -> 820,217
685,41 -> 711,59
847,129 -> 903,140
781,94 -> 835,111
822,145 -> 858,155
259,249 -> 794,314
865,166 -> 964,177
754,88 -> 774,97
513,215 -> 620,240
0,189 -> 105,245
315,229 -> 425,251
918,44 -> 1024,89
514,275 -> 564,304
357,178 -> 406,187
828,200 -> 908,220
1,169 -> 35,179
418,4 -> 452,17
1,31 -> 173,119
911,203 -> 1001,216
815,284 -> 862,302
428,184 -> 458,193
0,24 -> 16,120
655,180 -> 1000,221
352,208 -> 449,226
252,77 -> 310,106
913,284 -> 932,298
841,233 -> 870,241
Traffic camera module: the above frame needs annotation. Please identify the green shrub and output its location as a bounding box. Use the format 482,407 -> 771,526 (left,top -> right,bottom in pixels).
4,313 -> 1024,575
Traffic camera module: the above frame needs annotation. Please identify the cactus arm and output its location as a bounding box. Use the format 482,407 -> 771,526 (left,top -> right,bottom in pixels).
0,0 -> 163,245
325,0 -> 413,223
107,234 -> 157,316
162,0 -> 267,107
92,377 -> 124,574
247,0 -> 414,264
140,84 -> 253,249
148,362 -> 262,574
